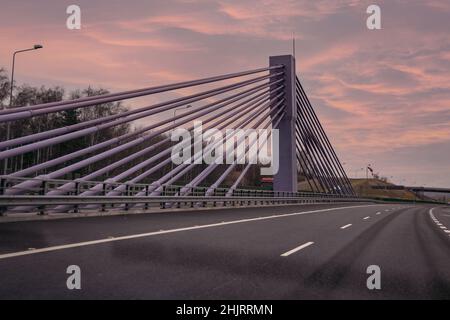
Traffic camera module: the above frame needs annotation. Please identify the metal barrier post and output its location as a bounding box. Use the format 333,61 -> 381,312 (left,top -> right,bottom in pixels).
101,182 -> 107,212
125,184 -> 130,211
0,178 -> 6,215
203,187 -> 207,207
160,186 -> 166,209
73,181 -> 80,213
38,180 -> 47,215
144,185 -> 150,210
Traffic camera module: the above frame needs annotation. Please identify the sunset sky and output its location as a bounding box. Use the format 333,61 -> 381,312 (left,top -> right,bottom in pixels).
1,0 -> 449,187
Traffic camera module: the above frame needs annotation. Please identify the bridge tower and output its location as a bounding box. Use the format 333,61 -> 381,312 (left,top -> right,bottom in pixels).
270,55 -> 297,192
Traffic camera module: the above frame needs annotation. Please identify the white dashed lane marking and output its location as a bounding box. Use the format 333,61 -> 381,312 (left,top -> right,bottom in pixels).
281,241 -> 314,257
429,208 -> 450,237
340,224 -> 352,229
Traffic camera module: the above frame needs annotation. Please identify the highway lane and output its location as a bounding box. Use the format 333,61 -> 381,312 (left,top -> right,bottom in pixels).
0,203 -> 449,299
0,202 -> 372,255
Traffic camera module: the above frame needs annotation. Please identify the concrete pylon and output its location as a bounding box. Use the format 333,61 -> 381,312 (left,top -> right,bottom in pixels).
270,55 -> 297,192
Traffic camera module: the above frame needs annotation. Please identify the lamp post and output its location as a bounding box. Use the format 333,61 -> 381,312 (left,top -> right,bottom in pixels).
2,44 -> 43,176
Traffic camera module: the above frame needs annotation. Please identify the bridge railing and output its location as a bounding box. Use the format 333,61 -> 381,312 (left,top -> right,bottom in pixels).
0,194 -> 365,216
0,175 -> 352,198
0,175 -> 359,215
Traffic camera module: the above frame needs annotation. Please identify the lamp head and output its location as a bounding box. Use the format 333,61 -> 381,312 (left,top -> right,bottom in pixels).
33,44 -> 43,50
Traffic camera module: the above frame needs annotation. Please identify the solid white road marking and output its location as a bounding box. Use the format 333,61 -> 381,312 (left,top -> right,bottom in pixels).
363,216 -> 370,220
340,224 -> 352,229
281,241 -> 314,257
429,208 -> 450,237
0,204 -> 380,260
430,208 -> 436,217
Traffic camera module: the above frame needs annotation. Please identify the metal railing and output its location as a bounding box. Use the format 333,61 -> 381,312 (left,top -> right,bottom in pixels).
0,175 -> 361,215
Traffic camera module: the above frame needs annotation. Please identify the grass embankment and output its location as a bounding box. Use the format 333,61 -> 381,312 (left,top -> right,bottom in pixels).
299,178 -> 437,203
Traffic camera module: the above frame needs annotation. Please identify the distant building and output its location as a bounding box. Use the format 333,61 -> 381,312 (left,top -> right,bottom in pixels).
261,177 -> 273,189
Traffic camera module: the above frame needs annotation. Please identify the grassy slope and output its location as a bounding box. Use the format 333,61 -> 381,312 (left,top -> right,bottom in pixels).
350,178 -> 419,200
298,178 -> 424,201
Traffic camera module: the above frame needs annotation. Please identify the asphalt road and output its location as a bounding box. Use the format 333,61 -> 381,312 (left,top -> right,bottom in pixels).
0,202 -> 449,299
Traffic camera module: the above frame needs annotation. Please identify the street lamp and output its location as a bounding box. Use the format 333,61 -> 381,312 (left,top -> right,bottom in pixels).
8,44 -> 43,109
2,44 -> 43,175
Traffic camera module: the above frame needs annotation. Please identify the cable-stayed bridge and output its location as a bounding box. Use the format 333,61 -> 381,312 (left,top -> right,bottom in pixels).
0,55 -> 356,215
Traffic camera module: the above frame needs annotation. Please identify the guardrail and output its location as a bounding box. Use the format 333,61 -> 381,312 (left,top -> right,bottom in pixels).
0,175 -> 361,215
0,175 -> 346,198
0,195 -> 363,215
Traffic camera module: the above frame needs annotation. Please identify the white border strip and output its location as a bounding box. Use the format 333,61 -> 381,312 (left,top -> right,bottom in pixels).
429,207 -> 450,238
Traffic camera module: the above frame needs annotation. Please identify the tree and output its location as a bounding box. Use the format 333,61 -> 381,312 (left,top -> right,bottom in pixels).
0,68 -> 131,177
0,68 -> 10,106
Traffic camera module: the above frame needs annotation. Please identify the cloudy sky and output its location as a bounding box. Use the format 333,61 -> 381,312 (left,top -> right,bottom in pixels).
1,0 -> 449,187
